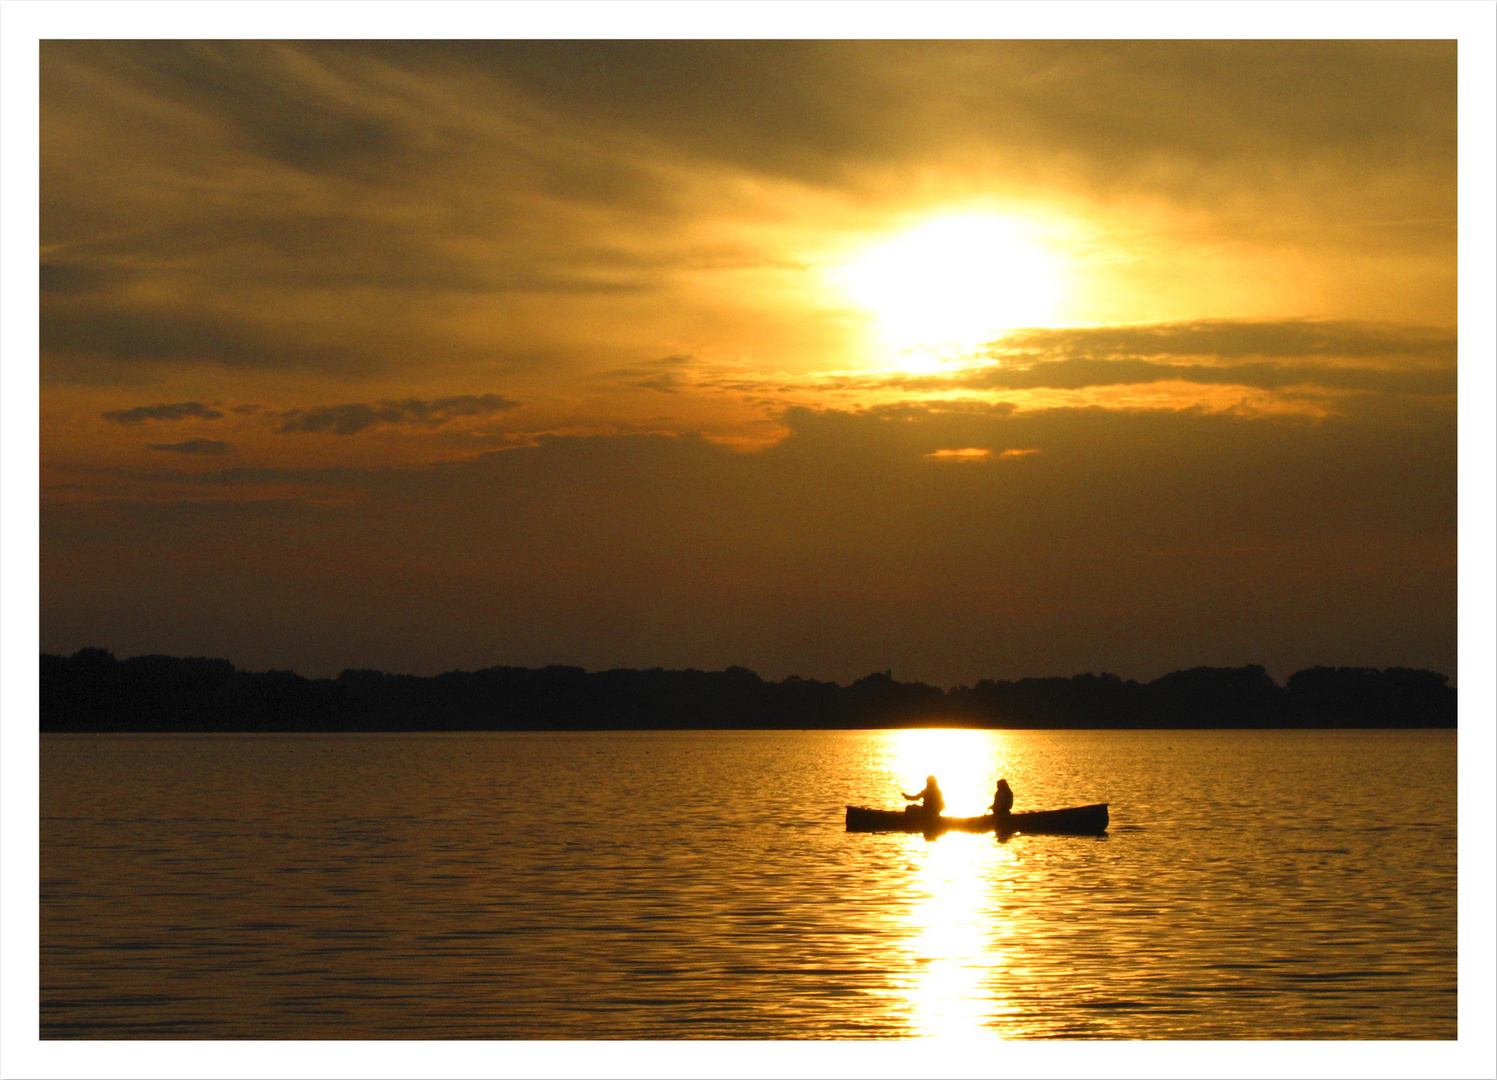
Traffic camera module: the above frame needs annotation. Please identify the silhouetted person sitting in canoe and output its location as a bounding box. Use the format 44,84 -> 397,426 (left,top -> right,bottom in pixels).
902,775 -> 945,818
990,778 -> 1014,821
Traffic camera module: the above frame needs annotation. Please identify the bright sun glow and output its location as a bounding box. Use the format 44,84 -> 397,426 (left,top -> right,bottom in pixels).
835,213 -> 1065,358
886,727 -> 1006,816
876,728 -> 1027,1038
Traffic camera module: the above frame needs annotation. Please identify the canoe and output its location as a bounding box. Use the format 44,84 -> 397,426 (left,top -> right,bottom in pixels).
845,803 -> 1108,836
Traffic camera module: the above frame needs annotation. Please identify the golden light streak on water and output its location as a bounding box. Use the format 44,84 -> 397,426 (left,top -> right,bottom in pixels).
875,727 -> 1034,1038
40,730 -> 1457,1039
883,726 -> 1009,817
899,836 -> 999,1038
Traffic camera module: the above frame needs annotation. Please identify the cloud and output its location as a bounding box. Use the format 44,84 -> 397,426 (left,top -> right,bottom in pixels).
102,401 -> 224,424
369,41 -> 1454,203
599,354 -> 697,394
40,42 -> 1454,390
39,263 -> 130,295
954,358 -> 1455,396
44,303 -> 377,378
636,322 -> 1456,413
277,394 -> 520,436
925,448 -> 991,461
39,42 -> 687,385
36,43 -> 1458,686
42,399 -> 1455,684
989,320 -> 1455,364
833,320 -> 1457,399
145,439 -> 235,455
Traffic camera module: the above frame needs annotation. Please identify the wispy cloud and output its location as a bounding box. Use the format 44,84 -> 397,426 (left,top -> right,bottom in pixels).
145,439 -> 235,455
987,320 -> 1455,364
44,399 -> 1455,682
925,447 -> 991,461
832,320 -> 1458,399
598,354 -> 697,394
102,401 -> 224,424
277,394 -> 520,436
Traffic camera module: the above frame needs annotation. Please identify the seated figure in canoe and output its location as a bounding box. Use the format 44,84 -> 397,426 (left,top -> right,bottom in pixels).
990,778 -> 1014,826
902,775 -> 945,819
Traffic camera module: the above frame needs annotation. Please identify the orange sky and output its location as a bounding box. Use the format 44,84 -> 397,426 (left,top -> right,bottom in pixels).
38,39 -> 1459,683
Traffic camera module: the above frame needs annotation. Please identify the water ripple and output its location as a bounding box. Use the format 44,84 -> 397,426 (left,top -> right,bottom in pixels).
41,728 -> 1455,1039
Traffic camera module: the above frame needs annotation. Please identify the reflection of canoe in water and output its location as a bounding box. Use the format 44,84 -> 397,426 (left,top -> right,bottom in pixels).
845,803 -> 1109,836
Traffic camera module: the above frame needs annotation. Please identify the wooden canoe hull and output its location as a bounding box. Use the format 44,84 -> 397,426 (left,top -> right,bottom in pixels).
845,803 -> 1108,836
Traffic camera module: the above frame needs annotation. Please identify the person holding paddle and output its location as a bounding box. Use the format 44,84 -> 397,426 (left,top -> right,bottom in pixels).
902,775 -> 945,819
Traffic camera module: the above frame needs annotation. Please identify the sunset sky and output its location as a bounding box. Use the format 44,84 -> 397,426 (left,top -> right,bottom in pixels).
37,36 -> 1463,685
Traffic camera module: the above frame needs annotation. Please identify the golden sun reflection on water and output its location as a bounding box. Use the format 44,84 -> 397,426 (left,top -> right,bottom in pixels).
902,835 -> 1022,1039
877,728 -> 1030,1038
883,727 -> 1008,817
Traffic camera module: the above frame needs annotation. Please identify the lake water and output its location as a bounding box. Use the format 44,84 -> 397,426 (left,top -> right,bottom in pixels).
40,728 -> 1456,1040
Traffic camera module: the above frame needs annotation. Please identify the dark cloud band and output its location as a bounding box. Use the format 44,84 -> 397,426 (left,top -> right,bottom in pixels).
954,358 -> 1455,396
277,394 -> 520,436
102,402 -> 224,424
145,439 -> 235,455
847,320 -> 1458,397
989,320 -> 1455,363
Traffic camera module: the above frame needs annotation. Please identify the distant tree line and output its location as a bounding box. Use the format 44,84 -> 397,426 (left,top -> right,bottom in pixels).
38,648 -> 1456,732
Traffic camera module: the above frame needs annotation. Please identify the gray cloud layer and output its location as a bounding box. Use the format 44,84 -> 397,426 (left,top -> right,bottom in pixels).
102,402 -> 224,424
276,394 -> 520,436
955,359 -> 1454,396
572,318 -> 1458,406
145,439 -> 234,455
991,320 -> 1455,363
44,401 -> 1455,684
834,320 -> 1460,397
356,40 -> 1455,198
98,395 -> 519,438
39,43 -> 1457,685
41,42 -> 1455,383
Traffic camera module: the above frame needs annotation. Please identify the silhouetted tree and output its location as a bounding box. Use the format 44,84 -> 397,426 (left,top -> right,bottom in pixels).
38,650 -> 1456,732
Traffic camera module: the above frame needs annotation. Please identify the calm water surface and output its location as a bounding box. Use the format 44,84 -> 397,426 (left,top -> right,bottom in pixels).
41,728 -> 1456,1039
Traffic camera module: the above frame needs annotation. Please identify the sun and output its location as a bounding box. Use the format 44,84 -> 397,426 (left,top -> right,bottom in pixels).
833,212 -> 1065,359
